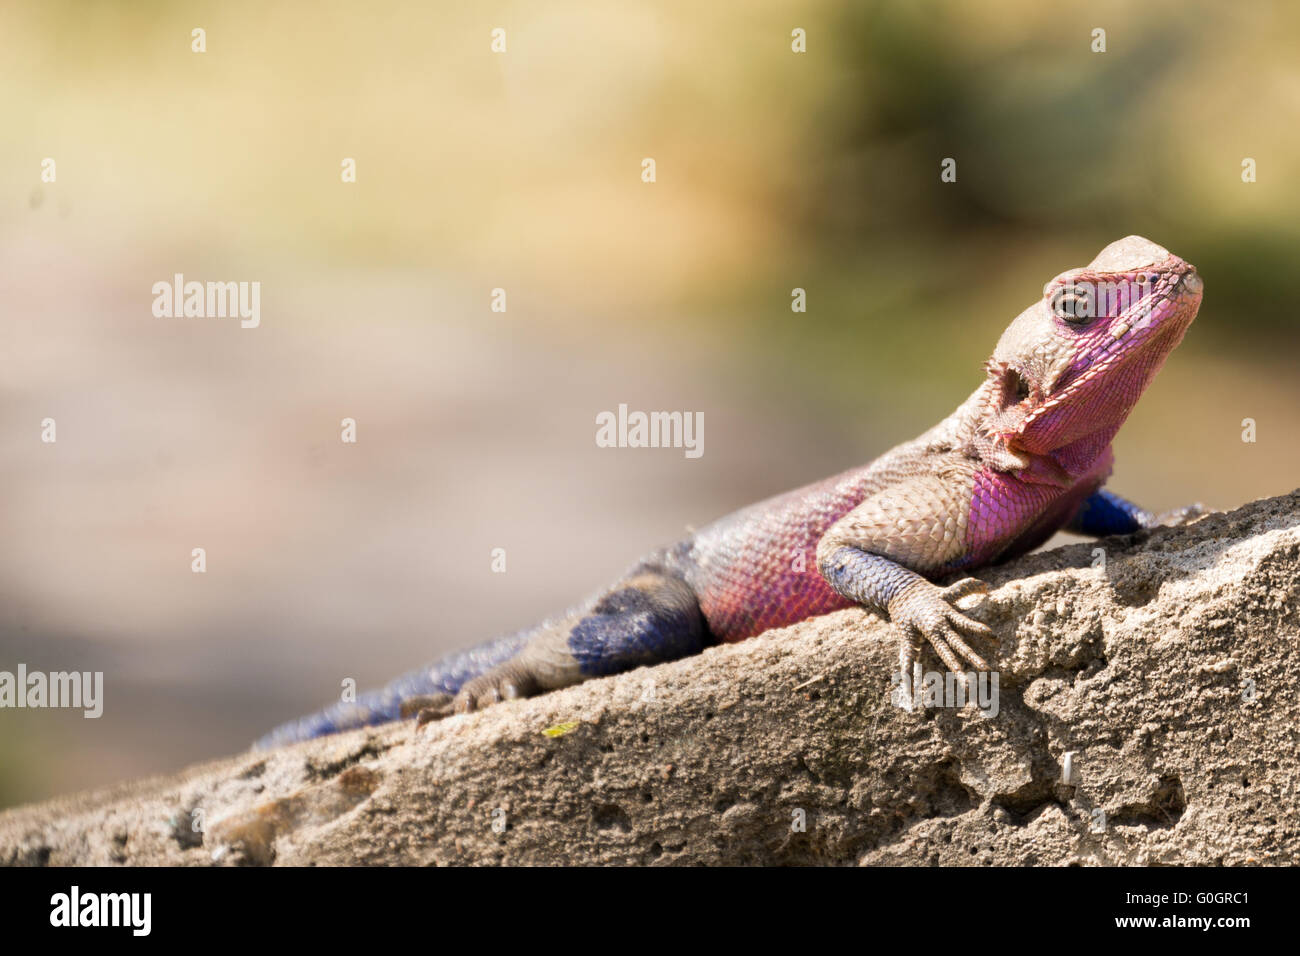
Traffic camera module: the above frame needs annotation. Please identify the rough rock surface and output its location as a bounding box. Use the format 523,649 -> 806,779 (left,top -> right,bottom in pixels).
3,491 -> 1298,866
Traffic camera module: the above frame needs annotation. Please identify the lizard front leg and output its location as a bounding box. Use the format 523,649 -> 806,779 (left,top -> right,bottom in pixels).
815,476 -> 995,708
819,547 -> 993,703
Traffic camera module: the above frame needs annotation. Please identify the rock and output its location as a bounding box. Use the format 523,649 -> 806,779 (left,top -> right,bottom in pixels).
3,491 -> 1298,866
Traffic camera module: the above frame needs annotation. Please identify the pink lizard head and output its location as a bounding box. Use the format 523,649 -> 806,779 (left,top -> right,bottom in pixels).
977,235 -> 1202,476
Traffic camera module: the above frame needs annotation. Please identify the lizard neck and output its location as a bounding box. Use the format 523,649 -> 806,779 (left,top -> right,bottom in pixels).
954,377 -> 1121,488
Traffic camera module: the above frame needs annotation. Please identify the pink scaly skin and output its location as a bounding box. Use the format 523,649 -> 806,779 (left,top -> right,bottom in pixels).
257,236 -> 1204,749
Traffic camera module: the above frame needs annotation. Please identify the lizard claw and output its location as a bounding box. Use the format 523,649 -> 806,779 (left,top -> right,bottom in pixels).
896,635 -> 923,711
889,578 -> 996,710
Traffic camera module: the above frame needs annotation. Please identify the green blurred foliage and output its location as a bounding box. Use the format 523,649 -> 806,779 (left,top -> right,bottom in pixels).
706,0 -> 1300,421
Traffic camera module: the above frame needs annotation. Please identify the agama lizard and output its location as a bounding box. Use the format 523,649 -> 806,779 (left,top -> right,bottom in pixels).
256,235 -> 1203,749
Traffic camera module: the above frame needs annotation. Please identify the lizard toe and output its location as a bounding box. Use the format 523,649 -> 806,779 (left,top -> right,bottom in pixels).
940,577 -> 990,603
415,703 -> 454,728
938,624 -> 989,671
1156,502 -> 1210,526
895,633 -> 922,711
400,693 -> 454,719
924,627 -> 966,673
452,665 -> 540,715
945,606 -> 997,643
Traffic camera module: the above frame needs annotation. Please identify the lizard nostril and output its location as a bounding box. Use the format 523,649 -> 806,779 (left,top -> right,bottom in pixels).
1181,271 -> 1203,295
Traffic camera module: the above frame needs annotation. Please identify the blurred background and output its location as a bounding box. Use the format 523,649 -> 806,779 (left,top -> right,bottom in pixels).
1,0 -> 1297,808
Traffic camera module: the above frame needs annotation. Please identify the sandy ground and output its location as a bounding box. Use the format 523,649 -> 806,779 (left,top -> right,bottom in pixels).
4,490 -> 1297,865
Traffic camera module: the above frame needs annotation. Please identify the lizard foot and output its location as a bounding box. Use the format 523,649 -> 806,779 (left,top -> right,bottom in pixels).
400,693 -> 453,722
1149,502 -> 1210,527
890,577 -> 995,710
413,662 -> 541,728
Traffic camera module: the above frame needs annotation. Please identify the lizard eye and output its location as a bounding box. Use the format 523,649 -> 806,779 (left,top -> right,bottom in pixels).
1049,283 -> 1096,326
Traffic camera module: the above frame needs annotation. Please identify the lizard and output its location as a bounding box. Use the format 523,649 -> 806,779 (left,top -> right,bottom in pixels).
254,235 -> 1204,750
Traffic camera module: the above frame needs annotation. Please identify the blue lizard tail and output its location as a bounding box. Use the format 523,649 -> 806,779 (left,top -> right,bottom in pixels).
252,630 -> 533,750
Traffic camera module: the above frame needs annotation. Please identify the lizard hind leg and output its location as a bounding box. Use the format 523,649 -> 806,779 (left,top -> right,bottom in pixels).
254,570 -> 710,747
425,569 -> 711,722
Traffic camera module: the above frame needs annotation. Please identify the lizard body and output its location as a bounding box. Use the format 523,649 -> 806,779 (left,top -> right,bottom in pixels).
256,235 -> 1203,749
